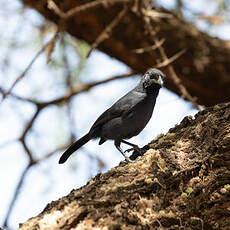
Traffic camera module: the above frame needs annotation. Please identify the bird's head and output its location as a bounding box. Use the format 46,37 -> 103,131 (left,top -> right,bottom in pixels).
142,68 -> 166,89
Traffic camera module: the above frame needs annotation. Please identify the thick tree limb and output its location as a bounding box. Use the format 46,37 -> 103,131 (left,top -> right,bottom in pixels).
21,0 -> 230,106
18,102 -> 230,229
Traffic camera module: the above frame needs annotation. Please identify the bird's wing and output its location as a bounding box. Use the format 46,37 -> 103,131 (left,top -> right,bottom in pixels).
90,90 -> 146,131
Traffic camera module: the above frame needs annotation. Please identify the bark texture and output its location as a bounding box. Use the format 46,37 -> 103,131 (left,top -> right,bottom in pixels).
19,102 -> 230,230
21,0 -> 230,106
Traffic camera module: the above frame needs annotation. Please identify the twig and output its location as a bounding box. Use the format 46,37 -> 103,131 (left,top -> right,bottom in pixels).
46,71 -> 136,105
2,104 -> 42,228
0,31 -> 59,104
86,71 -> 136,88
133,38 -> 165,54
0,47 -> 45,103
155,49 -> 186,68
19,108 -> 40,144
155,36 -> 200,110
13,72 -> 136,107
143,9 -> 173,19
142,11 -> 200,110
48,0 -> 130,19
47,0 -> 66,18
46,27 -> 59,63
3,164 -> 31,228
87,5 -> 128,57
7,72 -> 136,109
3,109 -> 44,228
0,86 -> 5,95
8,93 -> 40,104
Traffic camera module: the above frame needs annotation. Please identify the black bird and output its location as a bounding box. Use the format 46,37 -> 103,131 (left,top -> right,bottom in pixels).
59,68 -> 166,163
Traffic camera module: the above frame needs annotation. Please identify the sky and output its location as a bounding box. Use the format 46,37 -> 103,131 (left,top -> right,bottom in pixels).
0,0 -> 229,229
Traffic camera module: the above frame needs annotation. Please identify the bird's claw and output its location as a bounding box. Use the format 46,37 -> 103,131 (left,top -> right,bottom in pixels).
124,148 -> 135,153
124,146 -> 141,154
124,156 -> 136,163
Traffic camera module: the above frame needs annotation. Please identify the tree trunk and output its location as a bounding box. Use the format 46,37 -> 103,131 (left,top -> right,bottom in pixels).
21,0 -> 230,106
19,102 -> 230,230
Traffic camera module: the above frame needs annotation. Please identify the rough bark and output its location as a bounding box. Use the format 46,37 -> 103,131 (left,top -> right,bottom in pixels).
19,102 -> 230,230
21,0 -> 230,106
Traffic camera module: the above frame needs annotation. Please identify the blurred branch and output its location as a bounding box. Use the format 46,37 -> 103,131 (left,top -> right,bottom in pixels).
62,36 -> 76,144
48,0 -> 130,57
1,69 -> 136,228
133,38 -> 165,54
3,164 -> 31,228
46,27 -> 59,63
2,108 -> 41,228
87,5 -> 128,57
19,108 -> 40,144
155,36 -> 200,110
0,47 -> 44,103
21,0 -> 230,106
0,29 -> 59,104
155,49 -> 186,68
175,0 -> 183,18
142,9 -> 173,19
47,0 -> 130,19
142,9 -> 200,110
11,72 -> 137,106
40,71 -> 136,105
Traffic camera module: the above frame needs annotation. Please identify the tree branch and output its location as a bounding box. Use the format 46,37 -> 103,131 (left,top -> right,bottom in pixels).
3,164 -> 31,228
47,0 -> 131,19
87,5 -> 128,57
21,0 -> 230,106
0,30 -> 59,104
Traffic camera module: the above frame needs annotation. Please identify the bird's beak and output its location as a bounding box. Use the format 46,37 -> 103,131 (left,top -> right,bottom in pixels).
152,76 -> 164,87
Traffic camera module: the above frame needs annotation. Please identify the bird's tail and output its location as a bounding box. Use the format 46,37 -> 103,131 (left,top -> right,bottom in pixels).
59,133 -> 91,164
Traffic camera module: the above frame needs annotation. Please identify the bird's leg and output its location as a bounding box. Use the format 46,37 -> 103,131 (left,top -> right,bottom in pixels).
114,140 -> 134,162
121,140 -> 141,153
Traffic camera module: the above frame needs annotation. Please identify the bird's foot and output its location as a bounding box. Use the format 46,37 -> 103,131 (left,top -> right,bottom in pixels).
123,145 -> 141,162
124,145 -> 141,154
124,148 -> 134,153
126,145 -> 148,161
124,155 -> 136,163
115,141 -> 139,163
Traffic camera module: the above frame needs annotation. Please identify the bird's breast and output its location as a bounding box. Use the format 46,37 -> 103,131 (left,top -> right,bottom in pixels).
101,96 -> 156,140
124,98 -> 155,134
